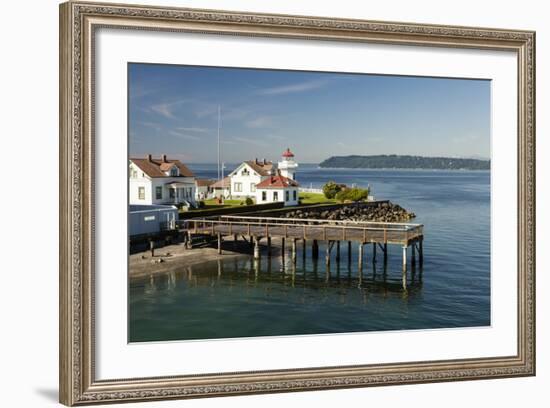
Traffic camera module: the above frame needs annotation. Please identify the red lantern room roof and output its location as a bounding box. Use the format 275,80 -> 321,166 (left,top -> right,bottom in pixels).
282,148 -> 294,158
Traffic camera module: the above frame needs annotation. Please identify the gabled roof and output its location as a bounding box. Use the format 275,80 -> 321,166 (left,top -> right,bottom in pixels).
256,174 -> 299,189
159,162 -> 176,172
130,156 -> 195,178
211,176 -> 231,188
230,159 -> 274,177
195,178 -> 215,187
245,159 -> 274,176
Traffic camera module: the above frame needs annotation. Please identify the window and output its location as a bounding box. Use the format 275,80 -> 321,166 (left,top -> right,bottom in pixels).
234,182 -> 243,192
285,191 -> 289,201
130,168 -> 138,178
293,190 -> 297,201
155,186 -> 162,200
273,191 -> 279,201
170,167 -> 178,176
262,191 -> 267,201
250,183 -> 256,192
138,187 -> 145,200
169,189 -> 175,199
241,168 -> 250,176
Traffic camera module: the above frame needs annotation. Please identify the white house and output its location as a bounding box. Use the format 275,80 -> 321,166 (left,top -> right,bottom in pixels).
129,154 -> 196,207
228,159 -> 274,199
255,171 -> 300,206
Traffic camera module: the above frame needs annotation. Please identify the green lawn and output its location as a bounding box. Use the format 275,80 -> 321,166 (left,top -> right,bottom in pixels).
202,198 -> 248,207
299,192 -> 336,204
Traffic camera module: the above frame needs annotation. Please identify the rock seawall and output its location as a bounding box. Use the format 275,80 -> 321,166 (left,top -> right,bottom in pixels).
281,202 -> 416,223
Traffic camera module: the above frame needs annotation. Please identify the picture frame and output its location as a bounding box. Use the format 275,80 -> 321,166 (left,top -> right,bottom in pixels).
59,1 -> 536,405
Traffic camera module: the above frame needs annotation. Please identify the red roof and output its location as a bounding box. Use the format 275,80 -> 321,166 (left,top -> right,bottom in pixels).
256,174 -> 299,189
282,148 -> 294,158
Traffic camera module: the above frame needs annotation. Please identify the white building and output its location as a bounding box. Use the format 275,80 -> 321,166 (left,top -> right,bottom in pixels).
210,176 -> 231,199
278,147 -> 298,180
255,171 -> 300,206
195,178 -> 215,201
129,204 -> 178,237
129,154 -> 196,207
228,159 -> 274,199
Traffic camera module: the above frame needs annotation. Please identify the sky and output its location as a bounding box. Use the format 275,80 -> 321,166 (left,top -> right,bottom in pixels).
128,63 -> 491,164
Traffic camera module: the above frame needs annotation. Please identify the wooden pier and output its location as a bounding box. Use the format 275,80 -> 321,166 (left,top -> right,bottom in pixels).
184,215 -> 424,289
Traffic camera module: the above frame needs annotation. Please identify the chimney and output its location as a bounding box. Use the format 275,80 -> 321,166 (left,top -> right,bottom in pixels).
262,158 -> 266,165
162,154 -> 168,163
255,158 -> 259,165
147,154 -> 152,162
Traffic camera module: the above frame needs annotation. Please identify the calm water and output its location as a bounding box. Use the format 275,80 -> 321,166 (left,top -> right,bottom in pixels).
129,164 -> 490,342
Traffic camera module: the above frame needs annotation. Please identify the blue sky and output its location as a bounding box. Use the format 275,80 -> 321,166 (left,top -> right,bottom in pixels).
129,63 -> 490,164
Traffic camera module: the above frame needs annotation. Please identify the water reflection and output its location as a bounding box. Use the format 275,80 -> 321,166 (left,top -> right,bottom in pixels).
134,255 -> 423,300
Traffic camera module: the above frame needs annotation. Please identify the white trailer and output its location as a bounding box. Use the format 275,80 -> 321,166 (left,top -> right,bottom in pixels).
129,204 -> 178,237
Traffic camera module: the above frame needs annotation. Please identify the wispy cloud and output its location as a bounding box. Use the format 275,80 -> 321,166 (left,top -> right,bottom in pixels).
257,79 -> 328,96
245,116 -> 273,129
232,136 -> 268,147
150,99 -> 192,119
168,130 -> 200,141
176,127 -> 211,133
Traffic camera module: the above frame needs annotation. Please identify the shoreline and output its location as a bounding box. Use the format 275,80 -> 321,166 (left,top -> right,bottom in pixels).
129,238 -> 284,279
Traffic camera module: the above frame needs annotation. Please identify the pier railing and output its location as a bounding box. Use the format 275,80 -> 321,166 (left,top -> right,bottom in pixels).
183,215 -> 423,246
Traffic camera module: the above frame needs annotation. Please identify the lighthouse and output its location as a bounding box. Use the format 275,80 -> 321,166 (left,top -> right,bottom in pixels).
278,147 -> 298,180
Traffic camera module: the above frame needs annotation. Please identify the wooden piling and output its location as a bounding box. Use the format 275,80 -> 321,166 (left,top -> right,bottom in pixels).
267,236 -> 272,256
419,238 -> 424,267
312,240 -> 319,259
372,242 -> 377,263
292,238 -> 297,264
253,236 -> 260,260
302,239 -> 306,261
358,243 -> 363,270
281,237 -> 285,258
383,243 -> 388,264
325,241 -> 331,266
402,245 -> 407,289
348,241 -> 352,266
217,233 -> 222,255
411,243 -> 416,267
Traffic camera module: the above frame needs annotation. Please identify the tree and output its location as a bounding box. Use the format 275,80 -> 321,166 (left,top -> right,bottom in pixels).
322,181 -> 343,199
335,187 -> 370,202
245,197 -> 254,206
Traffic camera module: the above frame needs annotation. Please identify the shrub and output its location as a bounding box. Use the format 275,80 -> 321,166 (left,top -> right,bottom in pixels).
335,187 -> 369,202
197,200 -> 206,209
245,197 -> 254,206
322,181 -> 343,199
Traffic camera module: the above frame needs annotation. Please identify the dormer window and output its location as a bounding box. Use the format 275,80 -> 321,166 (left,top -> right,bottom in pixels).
170,167 -> 179,176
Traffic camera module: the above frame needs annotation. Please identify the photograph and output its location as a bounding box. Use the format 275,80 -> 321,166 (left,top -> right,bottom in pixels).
127,63 -> 491,343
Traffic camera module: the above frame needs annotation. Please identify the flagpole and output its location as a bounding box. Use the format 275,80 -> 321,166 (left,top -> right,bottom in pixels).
217,105 -> 221,181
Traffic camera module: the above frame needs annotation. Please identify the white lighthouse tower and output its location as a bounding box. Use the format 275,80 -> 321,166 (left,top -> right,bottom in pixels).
278,147 -> 298,180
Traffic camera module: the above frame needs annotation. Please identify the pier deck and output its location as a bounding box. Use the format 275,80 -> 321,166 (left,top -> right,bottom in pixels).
183,215 -> 424,290
187,215 -> 423,246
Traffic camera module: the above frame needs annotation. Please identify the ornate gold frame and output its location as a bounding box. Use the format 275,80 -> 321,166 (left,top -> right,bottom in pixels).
59,1 -> 536,405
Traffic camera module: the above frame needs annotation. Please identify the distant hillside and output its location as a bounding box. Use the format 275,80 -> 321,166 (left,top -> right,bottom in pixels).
319,155 -> 490,170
